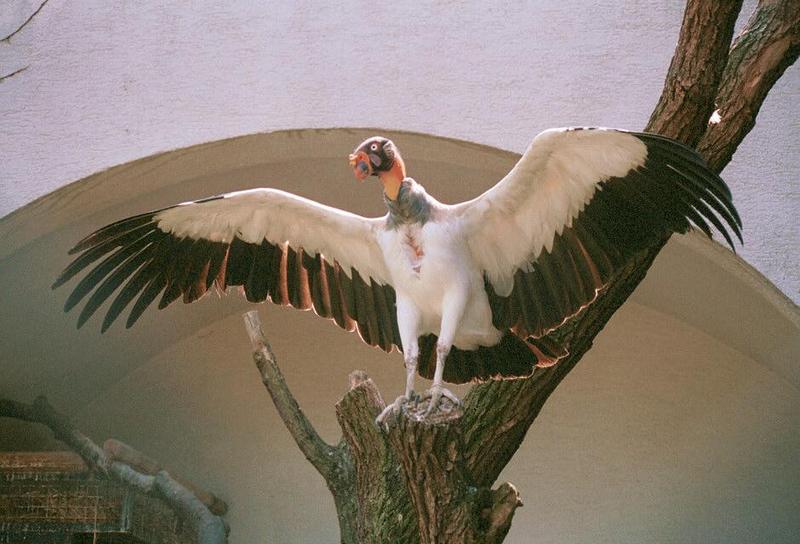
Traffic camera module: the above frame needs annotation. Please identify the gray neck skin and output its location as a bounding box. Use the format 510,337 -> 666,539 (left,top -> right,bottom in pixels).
383,178 -> 432,229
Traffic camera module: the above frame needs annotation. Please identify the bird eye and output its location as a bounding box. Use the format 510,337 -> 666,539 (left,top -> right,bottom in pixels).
370,143 -> 379,151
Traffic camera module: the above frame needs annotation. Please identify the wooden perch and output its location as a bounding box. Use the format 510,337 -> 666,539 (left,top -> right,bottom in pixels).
104,438 -> 229,516
0,396 -> 227,544
244,312 -> 524,543
243,310 -> 342,480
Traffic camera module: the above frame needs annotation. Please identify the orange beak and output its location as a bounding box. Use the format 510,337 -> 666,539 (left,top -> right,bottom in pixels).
349,151 -> 372,182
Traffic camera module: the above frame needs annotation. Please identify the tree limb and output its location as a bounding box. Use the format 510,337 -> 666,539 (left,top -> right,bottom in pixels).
698,0 -> 800,172
461,0 -> 755,489
646,0 -> 743,146
0,396 -> 108,471
1,0 -> 51,43
104,438 -> 229,516
243,310 -> 341,481
154,470 -> 228,544
239,1 -> 799,539
0,396 -> 227,544
461,248 -> 663,487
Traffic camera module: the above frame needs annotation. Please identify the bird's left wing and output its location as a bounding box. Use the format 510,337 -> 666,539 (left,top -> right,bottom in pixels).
54,188 -> 401,351
453,127 -> 741,338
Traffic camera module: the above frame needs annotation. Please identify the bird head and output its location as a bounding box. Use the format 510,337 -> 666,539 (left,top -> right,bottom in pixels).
349,137 -> 400,182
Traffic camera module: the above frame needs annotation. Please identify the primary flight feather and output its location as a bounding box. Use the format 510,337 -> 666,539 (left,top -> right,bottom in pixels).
54,128 -> 741,420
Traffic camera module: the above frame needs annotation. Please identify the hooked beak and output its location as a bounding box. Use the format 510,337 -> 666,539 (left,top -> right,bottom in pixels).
349,151 -> 372,182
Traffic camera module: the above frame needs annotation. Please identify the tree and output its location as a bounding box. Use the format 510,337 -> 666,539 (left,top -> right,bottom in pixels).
241,1 -> 799,542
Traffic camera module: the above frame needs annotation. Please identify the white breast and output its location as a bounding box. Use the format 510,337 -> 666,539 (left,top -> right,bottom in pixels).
377,214 -> 500,348
379,222 -> 456,306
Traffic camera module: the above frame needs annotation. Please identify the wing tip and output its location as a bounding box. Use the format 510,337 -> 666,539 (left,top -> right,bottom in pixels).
100,318 -> 113,334
125,314 -> 139,329
63,294 -> 82,313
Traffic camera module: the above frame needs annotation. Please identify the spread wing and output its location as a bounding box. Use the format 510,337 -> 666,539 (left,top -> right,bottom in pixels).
455,127 -> 742,338
54,188 -> 402,352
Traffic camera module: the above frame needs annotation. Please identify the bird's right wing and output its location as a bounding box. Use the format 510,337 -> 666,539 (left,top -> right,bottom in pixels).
54,188 -> 402,352
453,128 -> 741,339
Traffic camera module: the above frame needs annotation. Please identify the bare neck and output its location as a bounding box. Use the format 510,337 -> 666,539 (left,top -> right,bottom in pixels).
378,156 -> 407,200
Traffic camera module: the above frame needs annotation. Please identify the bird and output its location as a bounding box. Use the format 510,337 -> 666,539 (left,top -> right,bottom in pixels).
53,127 -> 741,422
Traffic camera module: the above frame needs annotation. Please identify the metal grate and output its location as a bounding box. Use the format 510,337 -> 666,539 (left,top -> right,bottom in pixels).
0,452 -> 194,544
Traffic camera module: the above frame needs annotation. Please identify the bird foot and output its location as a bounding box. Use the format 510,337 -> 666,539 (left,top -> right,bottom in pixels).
375,392 -> 418,426
375,387 -> 462,427
422,384 -> 461,417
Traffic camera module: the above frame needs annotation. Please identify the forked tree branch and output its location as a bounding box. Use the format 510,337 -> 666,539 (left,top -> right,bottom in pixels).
243,310 -> 341,481
698,0 -> 800,172
237,1 -> 798,540
646,0 -> 743,146
456,0 -> 756,485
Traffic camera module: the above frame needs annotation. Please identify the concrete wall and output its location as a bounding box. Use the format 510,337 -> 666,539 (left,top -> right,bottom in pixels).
0,0 -> 797,301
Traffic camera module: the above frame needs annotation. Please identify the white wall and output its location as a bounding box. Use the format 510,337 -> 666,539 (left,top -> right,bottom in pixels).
0,0 -> 797,301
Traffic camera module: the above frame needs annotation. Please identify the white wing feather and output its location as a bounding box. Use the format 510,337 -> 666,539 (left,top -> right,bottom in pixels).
454,128 -> 647,295
154,188 -> 391,285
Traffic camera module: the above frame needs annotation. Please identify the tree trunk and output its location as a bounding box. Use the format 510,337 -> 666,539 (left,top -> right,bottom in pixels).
244,1 -> 799,541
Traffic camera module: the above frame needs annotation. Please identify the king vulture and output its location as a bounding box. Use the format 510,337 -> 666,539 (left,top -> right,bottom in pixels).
54,128 -> 741,421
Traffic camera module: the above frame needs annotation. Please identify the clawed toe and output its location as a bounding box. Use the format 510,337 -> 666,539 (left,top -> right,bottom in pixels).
423,385 -> 461,416
376,394 -> 410,426
375,387 -> 461,425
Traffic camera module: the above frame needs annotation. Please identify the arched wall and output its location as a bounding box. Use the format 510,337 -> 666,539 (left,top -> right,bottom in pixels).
1,130 -> 798,543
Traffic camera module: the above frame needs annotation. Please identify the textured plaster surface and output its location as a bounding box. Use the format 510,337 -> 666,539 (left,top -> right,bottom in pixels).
0,0 -> 797,300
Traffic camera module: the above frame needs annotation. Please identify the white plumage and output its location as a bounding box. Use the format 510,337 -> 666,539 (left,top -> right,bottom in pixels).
55,127 -> 741,419
456,128 -> 648,294
155,189 -> 391,285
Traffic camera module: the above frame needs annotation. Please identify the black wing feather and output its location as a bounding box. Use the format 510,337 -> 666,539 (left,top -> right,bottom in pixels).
487,131 -> 741,339
55,198 -> 401,353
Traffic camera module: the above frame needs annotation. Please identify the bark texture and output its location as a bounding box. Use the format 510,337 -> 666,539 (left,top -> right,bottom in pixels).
697,0 -> 800,172
243,1 -> 797,541
646,0 -> 744,147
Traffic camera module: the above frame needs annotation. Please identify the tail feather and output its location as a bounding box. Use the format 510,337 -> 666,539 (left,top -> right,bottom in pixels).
417,332 -> 567,384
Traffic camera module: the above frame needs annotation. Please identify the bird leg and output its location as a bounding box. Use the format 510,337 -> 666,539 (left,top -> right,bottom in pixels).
377,300 -> 422,426
420,287 -> 466,416
376,349 -> 419,425
423,344 -> 460,416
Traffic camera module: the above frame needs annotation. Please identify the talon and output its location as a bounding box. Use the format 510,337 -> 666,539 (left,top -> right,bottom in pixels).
423,385 -> 461,416
375,394 -> 410,426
